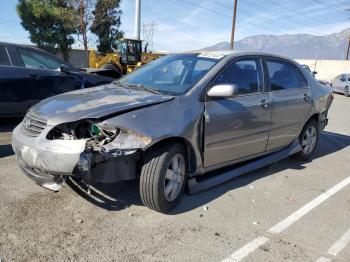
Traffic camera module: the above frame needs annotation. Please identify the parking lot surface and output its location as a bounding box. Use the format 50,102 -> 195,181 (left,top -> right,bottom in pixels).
0,94 -> 349,262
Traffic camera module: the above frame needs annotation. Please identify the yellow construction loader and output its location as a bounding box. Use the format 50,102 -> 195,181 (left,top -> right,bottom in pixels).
89,38 -> 165,78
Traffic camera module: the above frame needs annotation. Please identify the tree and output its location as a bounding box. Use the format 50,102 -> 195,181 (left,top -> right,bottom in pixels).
69,0 -> 95,51
90,0 -> 123,53
17,0 -> 76,61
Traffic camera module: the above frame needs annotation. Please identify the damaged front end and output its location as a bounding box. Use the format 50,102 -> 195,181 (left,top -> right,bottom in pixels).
13,117 -> 152,191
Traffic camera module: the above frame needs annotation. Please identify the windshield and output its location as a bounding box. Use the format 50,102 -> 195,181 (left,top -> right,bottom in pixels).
118,54 -> 220,95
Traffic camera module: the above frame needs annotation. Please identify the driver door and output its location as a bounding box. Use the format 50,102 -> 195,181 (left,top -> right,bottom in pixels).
203,57 -> 271,168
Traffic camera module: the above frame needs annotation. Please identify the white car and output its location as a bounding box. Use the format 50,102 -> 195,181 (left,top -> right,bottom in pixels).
330,74 -> 350,97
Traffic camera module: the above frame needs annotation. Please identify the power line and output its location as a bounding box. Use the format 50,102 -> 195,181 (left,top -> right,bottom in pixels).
311,0 -> 349,13
264,0 -> 341,24
177,0 -> 299,33
239,0 -> 329,31
206,0 -> 320,35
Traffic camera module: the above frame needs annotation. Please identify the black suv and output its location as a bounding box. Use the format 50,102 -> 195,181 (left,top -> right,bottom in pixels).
0,42 -> 114,117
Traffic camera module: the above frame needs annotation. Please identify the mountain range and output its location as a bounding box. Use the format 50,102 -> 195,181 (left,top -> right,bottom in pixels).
202,28 -> 350,60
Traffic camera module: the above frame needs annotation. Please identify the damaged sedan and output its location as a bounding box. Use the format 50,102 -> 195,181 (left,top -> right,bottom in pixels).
12,51 -> 333,213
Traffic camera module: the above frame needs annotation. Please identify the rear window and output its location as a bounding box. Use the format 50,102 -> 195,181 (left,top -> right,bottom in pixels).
0,46 -> 11,66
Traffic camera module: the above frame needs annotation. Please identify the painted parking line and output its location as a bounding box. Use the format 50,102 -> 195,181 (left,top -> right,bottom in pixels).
268,175 -> 350,234
221,175 -> 350,261
327,227 -> 350,256
315,257 -> 331,262
315,227 -> 350,261
221,236 -> 269,262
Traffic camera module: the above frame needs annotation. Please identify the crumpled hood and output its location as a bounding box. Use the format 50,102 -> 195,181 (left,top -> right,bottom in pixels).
29,84 -> 174,125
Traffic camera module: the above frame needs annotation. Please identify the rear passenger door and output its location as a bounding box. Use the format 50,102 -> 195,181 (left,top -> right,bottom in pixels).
264,58 -> 312,151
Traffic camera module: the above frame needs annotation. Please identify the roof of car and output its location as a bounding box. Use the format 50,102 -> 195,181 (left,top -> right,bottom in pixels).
179,50 -> 296,62
0,41 -> 44,52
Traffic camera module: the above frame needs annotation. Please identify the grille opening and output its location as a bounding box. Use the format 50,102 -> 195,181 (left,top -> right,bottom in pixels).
22,114 -> 47,137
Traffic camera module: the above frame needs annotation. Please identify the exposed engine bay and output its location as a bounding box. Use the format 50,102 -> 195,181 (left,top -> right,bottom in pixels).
45,120 -> 152,185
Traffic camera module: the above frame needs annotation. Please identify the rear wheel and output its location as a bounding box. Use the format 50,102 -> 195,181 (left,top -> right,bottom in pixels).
140,143 -> 187,213
295,119 -> 319,160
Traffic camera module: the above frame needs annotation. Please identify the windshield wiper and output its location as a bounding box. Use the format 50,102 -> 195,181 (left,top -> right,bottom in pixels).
115,82 -> 163,95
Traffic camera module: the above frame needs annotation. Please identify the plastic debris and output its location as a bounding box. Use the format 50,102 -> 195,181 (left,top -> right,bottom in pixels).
203,206 -> 209,211
76,219 -> 84,224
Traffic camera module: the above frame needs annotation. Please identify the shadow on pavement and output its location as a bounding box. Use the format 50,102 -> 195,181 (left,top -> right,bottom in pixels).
0,117 -> 22,132
67,178 -> 142,211
171,131 -> 350,214
0,118 -> 21,158
0,145 -> 14,158
51,131 -> 350,213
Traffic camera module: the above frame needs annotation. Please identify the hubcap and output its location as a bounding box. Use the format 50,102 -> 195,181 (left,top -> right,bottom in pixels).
301,125 -> 317,155
164,154 -> 185,202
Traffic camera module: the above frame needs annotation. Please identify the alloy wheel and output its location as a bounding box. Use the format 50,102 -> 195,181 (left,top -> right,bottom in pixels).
164,153 -> 185,202
301,125 -> 317,155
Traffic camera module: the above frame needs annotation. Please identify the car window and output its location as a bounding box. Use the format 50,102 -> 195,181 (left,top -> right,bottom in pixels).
18,49 -> 62,70
119,54 -> 218,95
0,46 -> 11,66
298,70 -> 308,88
266,59 -> 300,91
214,58 -> 262,95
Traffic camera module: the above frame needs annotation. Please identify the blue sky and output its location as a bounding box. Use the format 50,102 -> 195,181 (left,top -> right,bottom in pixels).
0,0 -> 349,51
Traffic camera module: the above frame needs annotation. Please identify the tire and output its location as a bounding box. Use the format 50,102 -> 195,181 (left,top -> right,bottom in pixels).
295,119 -> 319,161
140,143 -> 187,213
344,86 -> 349,97
101,63 -> 122,79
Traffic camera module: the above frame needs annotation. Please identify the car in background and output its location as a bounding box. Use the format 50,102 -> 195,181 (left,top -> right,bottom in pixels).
12,51 -> 333,213
330,74 -> 350,97
0,42 -> 115,117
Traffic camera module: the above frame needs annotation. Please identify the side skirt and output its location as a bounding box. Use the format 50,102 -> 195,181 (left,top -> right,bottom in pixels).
188,139 -> 301,194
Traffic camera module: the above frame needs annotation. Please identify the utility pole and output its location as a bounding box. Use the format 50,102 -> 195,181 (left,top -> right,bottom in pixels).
134,0 -> 141,40
346,36 -> 350,60
230,0 -> 238,50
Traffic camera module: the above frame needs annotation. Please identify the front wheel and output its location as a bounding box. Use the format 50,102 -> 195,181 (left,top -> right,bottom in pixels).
140,143 -> 187,213
295,119 -> 319,160
344,86 -> 349,97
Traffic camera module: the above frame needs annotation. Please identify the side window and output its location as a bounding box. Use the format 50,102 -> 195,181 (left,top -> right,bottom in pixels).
18,49 -> 62,70
298,70 -> 308,88
215,58 -> 262,95
0,46 -> 11,66
266,59 -> 300,91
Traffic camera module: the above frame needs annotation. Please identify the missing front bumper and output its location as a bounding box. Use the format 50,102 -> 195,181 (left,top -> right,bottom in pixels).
18,159 -> 65,191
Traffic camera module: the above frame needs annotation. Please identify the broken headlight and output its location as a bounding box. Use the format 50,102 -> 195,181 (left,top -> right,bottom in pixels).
47,120 -> 119,145
47,120 -> 151,149
108,128 -> 152,149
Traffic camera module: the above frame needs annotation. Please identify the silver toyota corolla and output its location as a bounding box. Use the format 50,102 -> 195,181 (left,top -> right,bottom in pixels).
12,51 -> 333,213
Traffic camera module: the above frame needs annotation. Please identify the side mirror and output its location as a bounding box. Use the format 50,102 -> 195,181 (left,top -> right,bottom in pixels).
312,71 -> 317,75
59,64 -> 70,74
207,84 -> 238,98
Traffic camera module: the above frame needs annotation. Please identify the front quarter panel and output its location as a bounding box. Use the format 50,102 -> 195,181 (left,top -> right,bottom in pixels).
102,96 -> 204,173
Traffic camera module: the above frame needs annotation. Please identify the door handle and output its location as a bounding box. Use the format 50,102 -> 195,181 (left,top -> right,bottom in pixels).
259,99 -> 269,108
303,94 -> 310,102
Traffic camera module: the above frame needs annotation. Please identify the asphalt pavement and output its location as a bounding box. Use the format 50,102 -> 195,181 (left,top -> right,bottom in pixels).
0,94 -> 349,262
